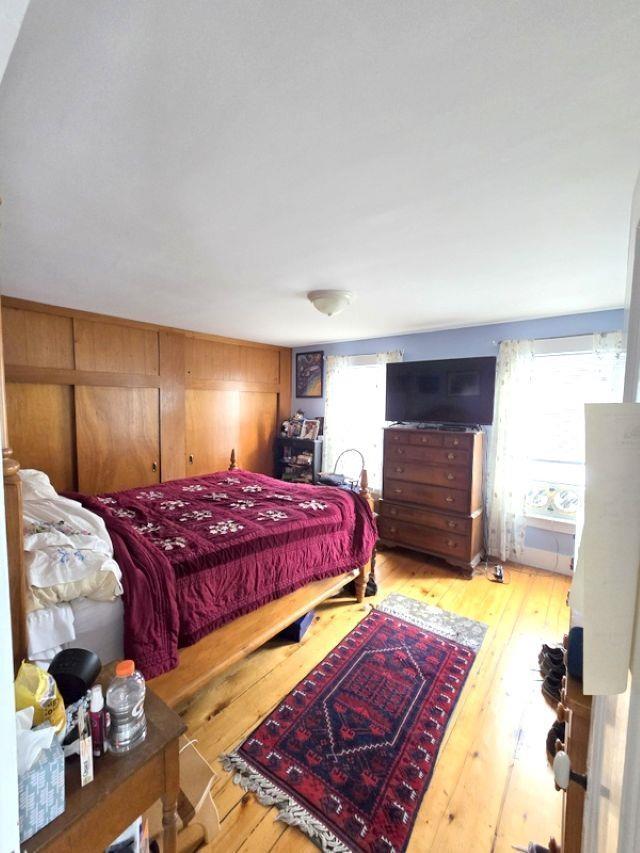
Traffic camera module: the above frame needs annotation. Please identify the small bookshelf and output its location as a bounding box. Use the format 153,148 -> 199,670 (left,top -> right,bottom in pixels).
274,436 -> 323,484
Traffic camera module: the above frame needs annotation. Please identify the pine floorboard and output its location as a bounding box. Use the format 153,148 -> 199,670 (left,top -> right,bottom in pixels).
182,549 -> 570,853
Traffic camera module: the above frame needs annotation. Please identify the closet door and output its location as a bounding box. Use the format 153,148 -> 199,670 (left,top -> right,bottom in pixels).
238,390 -> 278,475
75,386 -> 160,493
6,383 -> 76,491
185,389 -> 239,476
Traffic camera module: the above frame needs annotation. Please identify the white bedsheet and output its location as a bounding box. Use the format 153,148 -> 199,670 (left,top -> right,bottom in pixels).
66,597 -> 125,665
28,597 -> 125,666
26,603 -> 75,660
21,469 -> 124,664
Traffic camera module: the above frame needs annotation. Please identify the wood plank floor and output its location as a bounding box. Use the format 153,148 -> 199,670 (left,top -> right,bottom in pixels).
182,549 -> 570,853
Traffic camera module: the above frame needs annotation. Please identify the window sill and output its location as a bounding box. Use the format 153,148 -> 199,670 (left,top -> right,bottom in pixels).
524,514 -> 576,535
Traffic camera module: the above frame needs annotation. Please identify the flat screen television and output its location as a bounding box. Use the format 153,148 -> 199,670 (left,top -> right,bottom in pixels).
385,356 -> 497,426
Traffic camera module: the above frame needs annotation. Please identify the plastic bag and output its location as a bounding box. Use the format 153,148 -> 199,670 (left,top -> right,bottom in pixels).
14,661 -> 66,735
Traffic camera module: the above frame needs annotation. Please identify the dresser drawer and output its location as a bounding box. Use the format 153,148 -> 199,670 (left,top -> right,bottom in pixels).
379,500 -> 471,534
384,430 -> 413,446
386,444 -> 470,467
378,517 -> 470,559
408,431 -> 443,448
384,478 -> 470,512
443,433 -> 474,450
384,460 -> 470,489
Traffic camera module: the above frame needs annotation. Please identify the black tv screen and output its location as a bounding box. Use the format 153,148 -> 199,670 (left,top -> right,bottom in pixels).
385,357 -> 497,426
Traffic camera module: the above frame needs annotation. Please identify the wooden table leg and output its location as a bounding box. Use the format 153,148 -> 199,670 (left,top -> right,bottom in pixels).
162,740 -> 180,853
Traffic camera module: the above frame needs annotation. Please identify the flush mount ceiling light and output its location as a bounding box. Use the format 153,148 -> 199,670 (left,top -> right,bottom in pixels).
307,289 -> 354,317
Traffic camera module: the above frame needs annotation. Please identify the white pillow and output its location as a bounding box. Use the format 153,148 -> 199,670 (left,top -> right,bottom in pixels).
26,547 -> 122,589
19,469 -> 59,502
20,469 -> 123,607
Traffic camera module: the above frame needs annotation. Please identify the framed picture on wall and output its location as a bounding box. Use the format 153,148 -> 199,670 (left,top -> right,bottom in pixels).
296,351 -> 324,398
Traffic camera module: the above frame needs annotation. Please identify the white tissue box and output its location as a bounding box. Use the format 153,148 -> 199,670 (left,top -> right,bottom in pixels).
18,732 -> 65,842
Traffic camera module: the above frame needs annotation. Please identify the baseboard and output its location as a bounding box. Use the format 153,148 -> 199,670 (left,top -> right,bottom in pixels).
518,545 -> 573,576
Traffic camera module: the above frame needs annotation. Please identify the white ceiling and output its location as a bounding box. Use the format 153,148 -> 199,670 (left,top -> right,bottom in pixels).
0,1 -> 638,346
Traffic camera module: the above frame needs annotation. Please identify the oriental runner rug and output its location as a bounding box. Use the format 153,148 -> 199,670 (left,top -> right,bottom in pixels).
222,594 -> 487,852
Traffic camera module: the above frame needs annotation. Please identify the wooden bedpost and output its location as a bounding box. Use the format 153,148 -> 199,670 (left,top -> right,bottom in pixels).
0,303 -> 27,670
355,563 -> 368,604
229,448 -> 239,471
358,467 -> 374,511
355,467 -> 374,603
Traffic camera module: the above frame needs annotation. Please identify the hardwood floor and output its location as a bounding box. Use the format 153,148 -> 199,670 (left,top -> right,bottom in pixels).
182,549 -> 570,853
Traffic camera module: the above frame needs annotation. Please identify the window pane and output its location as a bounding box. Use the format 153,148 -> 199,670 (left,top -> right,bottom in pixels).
325,363 -> 386,490
525,349 -> 624,519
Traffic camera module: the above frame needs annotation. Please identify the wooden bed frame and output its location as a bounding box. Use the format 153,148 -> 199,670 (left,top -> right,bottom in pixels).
2,346 -> 372,706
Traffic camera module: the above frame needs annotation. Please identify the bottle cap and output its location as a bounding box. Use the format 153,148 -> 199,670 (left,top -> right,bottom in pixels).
90,684 -> 104,712
115,659 -> 135,678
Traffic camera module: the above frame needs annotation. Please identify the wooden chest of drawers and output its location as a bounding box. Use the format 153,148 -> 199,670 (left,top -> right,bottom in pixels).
379,427 -> 484,572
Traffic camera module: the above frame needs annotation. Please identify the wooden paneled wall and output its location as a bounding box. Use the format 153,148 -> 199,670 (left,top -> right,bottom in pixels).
1,297 -> 291,494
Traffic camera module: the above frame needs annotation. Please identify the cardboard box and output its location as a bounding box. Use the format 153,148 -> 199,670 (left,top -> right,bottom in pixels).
18,736 -> 65,842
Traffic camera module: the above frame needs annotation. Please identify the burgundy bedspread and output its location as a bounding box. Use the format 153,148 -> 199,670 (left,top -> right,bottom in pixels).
72,471 -> 377,678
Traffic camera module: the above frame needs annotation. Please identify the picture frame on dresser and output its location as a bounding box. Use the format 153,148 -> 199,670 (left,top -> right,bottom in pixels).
300,418 -> 321,440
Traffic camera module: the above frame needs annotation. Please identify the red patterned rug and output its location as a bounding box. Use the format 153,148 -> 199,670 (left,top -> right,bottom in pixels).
222,595 -> 486,852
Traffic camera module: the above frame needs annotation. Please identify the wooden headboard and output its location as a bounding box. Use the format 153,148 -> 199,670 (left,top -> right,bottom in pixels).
1,305 -> 26,671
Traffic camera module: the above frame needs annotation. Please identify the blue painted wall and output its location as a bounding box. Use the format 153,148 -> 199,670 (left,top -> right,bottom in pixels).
292,309 -> 624,416
291,308 -> 624,570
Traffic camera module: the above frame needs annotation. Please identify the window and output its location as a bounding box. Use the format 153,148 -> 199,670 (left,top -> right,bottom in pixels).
524,334 -> 625,523
323,351 -> 402,491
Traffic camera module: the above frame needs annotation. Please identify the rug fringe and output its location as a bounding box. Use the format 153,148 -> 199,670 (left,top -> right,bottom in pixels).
221,752 -> 353,853
376,595 -> 487,652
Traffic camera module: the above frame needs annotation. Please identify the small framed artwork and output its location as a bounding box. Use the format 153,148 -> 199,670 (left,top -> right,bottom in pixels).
300,418 -> 320,440
296,351 -> 324,398
287,419 -> 303,438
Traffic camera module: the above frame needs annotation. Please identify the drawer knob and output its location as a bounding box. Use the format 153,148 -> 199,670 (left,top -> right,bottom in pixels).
394,488 -> 403,494
445,496 -> 454,503
447,521 -> 457,529
447,452 -> 455,460
389,526 -> 397,534
452,439 -> 460,446
390,508 -> 398,515
421,437 -> 428,443
397,448 -> 405,455
447,473 -> 454,480
446,539 -> 457,548
395,466 -> 404,473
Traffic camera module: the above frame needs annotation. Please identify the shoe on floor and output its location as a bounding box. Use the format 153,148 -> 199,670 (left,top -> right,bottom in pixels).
540,656 -> 566,678
539,645 -> 564,666
545,720 -> 565,763
542,672 -> 563,703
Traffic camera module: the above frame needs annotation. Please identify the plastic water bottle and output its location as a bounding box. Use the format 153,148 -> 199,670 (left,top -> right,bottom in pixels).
106,659 -> 147,754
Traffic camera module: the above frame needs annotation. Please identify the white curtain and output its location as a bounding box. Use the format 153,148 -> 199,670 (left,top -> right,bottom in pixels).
594,330 -> 626,386
486,339 -> 535,561
323,350 -> 403,492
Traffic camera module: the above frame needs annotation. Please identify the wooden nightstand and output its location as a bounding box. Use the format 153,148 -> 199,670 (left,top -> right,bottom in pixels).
23,672 -> 186,852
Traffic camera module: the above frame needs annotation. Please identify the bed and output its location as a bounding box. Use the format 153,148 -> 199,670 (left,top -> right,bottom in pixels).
8,451 -> 376,702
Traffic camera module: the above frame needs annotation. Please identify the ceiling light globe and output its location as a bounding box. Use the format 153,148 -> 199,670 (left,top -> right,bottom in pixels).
307,289 -> 353,317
